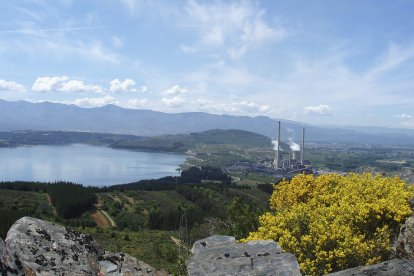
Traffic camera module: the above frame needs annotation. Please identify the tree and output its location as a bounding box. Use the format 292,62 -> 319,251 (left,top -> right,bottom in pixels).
219,197 -> 261,239
244,173 -> 413,275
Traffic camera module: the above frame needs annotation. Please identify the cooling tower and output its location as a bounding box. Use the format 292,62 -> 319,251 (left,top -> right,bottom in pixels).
301,127 -> 305,165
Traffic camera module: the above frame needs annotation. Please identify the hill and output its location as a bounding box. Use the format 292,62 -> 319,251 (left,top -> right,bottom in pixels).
111,129 -> 272,153
1,100 -> 414,145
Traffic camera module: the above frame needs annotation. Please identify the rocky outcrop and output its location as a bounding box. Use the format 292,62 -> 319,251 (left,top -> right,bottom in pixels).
186,235 -> 301,276
0,217 -> 166,275
4,216 -> 414,276
327,259 -> 414,276
394,216 -> 414,259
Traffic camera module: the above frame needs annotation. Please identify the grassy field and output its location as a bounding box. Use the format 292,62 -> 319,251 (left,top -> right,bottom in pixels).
0,189 -> 54,217
229,188 -> 271,208
79,227 -> 180,272
0,189 -> 55,238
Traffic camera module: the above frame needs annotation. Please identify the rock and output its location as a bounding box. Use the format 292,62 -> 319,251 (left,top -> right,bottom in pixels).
99,251 -> 168,276
327,259 -> 414,276
394,216 -> 414,259
186,235 -> 302,276
4,216 -> 100,275
0,217 -> 166,276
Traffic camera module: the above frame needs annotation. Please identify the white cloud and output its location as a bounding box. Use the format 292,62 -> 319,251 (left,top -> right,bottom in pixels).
238,101 -> 265,113
120,0 -> 142,14
189,98 -> 282,117
9,27 -> 120,64
179,44 -> 197,54
141,86 -> 149,93
304,104 -> 334,116
182,0 -> 286,57
231,101 -> 280,116
161,96 -> 185,107
32,76 -> 68,92
109,78 -> 137,92
368,43 -> 414,80
162,84 -> 188,96
0,79 -> 26,92
127,98 -> 148,109
73,96 -> 118,107
394,113 -> 413,119
32,76 -> 103,93
60,80 -> 102,93
401,120 -> 414,128
85,42 -> 120,63
111,36 -> 124,48
194,98 -> 213,107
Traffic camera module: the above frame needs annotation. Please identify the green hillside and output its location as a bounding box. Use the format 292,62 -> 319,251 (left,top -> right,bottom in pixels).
111,129 -> 272,153
0,167 -> 271,272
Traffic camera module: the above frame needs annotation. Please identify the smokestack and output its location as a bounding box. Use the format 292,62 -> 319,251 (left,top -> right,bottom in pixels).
301,127 -> 305,165
292,150 -> 298,161
275,121 -> 281,170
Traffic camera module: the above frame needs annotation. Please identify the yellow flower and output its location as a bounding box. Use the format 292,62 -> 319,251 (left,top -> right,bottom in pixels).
243,173 -> 413,275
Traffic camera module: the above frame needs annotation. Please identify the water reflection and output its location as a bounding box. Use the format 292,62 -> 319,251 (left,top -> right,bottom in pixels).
0,144 -> 185,186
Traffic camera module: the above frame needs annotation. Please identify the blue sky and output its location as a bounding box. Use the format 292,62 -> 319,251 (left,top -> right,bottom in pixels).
0,0 -> 413,128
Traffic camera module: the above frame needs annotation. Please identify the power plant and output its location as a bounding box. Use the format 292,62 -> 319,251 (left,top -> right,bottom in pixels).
227,121 -> 312,177
273,121 -> 309,173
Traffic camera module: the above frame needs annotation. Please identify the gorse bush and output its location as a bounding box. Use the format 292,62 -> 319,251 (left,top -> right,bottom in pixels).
244,173 -> 413,275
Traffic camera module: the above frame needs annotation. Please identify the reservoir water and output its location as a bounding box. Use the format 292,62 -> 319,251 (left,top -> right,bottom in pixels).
0,144 -> 185,186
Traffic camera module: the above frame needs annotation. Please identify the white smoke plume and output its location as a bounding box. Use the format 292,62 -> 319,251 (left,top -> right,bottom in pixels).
272,140 -> 284,151
271,140 -> 279,150
288,138 -> 301,151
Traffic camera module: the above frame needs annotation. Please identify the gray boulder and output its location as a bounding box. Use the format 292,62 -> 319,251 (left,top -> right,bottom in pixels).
0,217 -> 166,276
327,259 -> 414,276
186,235 -> 301,276
4,216 -> 101,275
394,216 -> 414,259
99,251 -> 167,275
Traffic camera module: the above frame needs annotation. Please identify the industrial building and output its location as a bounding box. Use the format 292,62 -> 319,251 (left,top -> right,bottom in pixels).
226,121 -> 313,177
273,121 -> 311,174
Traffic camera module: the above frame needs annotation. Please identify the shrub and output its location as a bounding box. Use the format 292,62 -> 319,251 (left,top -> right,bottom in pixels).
244,173 -> 413,275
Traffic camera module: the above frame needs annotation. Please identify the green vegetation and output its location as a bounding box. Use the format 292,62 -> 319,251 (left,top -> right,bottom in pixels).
0,166 -> 270,272
79,227 -> 179,272
2,129 -> 414,274
111,129 -> 272,153
48,183 -> 96,218
0,189 -> 53,238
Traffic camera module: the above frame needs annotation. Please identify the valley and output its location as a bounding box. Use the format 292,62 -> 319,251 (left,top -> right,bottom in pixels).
1,128 -> 413,273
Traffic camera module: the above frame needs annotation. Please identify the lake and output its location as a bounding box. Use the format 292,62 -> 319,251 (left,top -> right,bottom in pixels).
0,144 -> 186,186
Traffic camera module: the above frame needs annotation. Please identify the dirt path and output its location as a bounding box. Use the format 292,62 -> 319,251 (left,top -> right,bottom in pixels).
90,210 -> 111,229
171,236 -> 189,251
100,210 -> 116,228
46,194 -> 58,216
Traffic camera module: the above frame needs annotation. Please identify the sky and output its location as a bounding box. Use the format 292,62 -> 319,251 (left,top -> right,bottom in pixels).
0,0 -> 413,128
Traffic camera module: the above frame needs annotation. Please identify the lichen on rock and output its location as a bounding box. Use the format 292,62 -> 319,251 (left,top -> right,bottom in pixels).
0,217 -> 166,276
186,235 -> 301,276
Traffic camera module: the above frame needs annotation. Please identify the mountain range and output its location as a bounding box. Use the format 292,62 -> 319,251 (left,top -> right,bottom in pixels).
1,99 -> 413,146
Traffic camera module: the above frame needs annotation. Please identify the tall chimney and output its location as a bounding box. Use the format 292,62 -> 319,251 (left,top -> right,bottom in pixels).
275,121 -> 281,170
301,127 -> 305,165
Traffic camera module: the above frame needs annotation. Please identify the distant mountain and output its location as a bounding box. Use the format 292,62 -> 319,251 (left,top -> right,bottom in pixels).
0,99 -> 413,146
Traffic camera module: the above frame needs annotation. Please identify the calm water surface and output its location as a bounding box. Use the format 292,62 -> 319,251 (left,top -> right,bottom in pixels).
0,144 -> 185,186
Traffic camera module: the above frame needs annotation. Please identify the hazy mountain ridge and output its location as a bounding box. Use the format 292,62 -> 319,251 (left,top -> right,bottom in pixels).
1,100 -> 413,146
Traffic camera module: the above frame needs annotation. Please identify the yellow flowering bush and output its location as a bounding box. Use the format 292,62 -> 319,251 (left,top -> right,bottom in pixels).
244,173 -> 413,275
